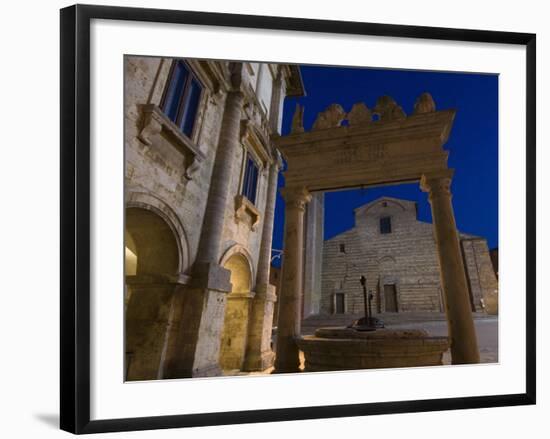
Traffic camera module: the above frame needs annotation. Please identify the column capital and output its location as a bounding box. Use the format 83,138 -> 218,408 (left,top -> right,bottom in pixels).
420,169 -> 454,199
280,186 -> 312,210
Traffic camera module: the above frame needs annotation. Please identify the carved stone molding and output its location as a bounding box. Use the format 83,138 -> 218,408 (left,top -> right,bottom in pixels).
420,169 -> 454,200
240,120 -> 271,166
414,92 -> 436,115
312,104 -> 346,131
138,104 -> 206,181
281,186 -> 312,210
373,95 -> 407,122
347,102 -> 372,126
234,194 -> 261,231
291,103 -> 305,134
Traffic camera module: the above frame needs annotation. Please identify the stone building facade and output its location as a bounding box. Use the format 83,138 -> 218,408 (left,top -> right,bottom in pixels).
124,56 -> 303,380
319,197 -> 498,315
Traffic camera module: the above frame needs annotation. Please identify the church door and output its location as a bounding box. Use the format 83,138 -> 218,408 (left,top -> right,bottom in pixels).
334,293 -> 345,314
384,284 -> 398,312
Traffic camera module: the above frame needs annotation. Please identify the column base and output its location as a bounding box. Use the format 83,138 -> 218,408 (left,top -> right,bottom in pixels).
273,334 -> 302,374
242,350 -> 275,372
271,365 -> 301,374
192,363 -> 223,378
242,283 -> 277,372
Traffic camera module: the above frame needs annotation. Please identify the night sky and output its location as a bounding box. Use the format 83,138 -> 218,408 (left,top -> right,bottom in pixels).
271,64 -> 498,266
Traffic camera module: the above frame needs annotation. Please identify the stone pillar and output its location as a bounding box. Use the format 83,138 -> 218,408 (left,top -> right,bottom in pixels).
303,192 -> 324,317
273,186 -> 311,373
420,170 -> 480,364
125,279 -> 177,381
195,88 -> 244,265
165,67 -> 245,378
243,159 -> 280,371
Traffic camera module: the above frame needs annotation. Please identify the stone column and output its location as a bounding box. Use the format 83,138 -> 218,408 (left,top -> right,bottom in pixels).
420,170 -> 480,364
195,88 -> 244,265
165,66 -> 245,378
243,158 -> 280,371
273,186 -> 311,373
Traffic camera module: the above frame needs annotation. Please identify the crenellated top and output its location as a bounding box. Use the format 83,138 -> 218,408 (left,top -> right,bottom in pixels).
276,92 -> 455,192
291,93 -> 437,134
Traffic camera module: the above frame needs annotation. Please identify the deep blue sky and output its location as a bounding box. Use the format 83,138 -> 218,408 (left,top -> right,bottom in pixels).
271,65 -> 498,265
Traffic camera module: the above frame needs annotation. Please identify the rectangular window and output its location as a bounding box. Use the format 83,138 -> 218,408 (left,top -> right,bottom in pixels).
380,216 -> 392,234
339,243 -> 346,253
161,60 -> 202,138
242,153 -> 259,204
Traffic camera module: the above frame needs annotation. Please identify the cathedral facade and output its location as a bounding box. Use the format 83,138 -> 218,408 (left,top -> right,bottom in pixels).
319,197 -> 498,315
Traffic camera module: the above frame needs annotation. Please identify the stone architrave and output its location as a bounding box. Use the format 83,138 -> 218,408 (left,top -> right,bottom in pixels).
273,186 -> 311,373
420,170 -> 480,364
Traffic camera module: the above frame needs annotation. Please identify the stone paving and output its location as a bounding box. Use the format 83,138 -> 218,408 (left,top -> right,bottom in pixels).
388,316 -> 498,364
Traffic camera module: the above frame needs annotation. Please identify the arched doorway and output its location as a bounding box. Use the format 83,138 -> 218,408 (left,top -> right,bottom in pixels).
219,253 -> 254,372
125,207 -> 180,381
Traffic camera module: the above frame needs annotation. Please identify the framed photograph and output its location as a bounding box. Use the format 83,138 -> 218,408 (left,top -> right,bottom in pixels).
60,4 -> 536,434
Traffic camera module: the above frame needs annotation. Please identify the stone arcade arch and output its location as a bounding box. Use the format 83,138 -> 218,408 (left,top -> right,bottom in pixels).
125,206 -> 183,381
273,94 -> 480,373
219,249 -> 255,371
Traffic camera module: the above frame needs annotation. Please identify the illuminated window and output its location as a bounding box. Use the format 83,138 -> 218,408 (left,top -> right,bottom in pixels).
380,216 -> 392,234
161,60 -> 202,138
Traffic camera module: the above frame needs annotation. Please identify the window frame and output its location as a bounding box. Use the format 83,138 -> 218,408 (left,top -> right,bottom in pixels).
380,216 -> 392,234
240,150 -> 261,205
160,59 -> 204,140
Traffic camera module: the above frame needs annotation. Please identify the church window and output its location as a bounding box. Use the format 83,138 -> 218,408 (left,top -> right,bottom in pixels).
380,216 -> 392,234
161,60 -> 203,138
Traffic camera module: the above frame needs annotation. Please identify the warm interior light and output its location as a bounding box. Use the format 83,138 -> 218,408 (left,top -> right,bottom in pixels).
125,246 -> 137,276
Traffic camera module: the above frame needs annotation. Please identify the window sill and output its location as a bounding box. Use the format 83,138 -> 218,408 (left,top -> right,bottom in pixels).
234,194 -> 261,231
138,103 -> 206,181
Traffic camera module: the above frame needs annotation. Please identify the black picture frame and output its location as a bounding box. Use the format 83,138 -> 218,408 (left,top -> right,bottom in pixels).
60,4 -> 536,434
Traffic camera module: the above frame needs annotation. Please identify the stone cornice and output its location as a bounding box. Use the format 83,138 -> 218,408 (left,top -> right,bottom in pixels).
187,59 -> 231,94
240,120 -> 272,166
